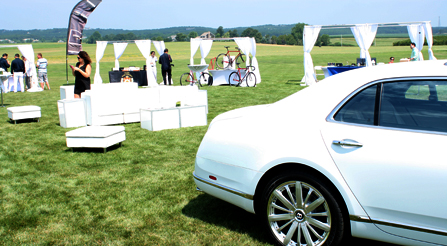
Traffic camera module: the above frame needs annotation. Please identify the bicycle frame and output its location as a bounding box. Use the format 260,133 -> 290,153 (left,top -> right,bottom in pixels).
223,47 -> 242,67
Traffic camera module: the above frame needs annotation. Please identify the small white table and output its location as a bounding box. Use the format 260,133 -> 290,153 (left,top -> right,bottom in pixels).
140,105 -> 207,131
7,105 -> 41,124
65,126 -> 125,153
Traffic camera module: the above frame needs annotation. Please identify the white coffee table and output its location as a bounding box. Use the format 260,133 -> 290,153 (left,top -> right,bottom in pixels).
65,126 -> 125,153
7,105 -> 41,124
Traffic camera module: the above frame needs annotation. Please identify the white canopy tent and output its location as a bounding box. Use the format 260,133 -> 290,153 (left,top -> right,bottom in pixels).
190,37 -> 262,83
302,21 -> 436,86
94,40 -> 163,87
0,44 -> 41,92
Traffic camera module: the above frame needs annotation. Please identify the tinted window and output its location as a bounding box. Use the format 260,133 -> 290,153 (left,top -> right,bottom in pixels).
380,80 -> 447,133
334,85 -> 377,125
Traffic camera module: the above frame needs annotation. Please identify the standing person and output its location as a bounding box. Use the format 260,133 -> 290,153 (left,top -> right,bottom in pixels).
70,51 -> 91,98
149,51 -> 158,82
36,53 -> 50,90
159,48 -> 173,85
10,54 -> 25,93
409,42 -> 419,61
0,53 -> 10,72
22,56 -> 32,90
0,53 -> 10,93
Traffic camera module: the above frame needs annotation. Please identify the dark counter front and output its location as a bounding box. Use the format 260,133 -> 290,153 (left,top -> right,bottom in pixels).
109,70 -> 148,86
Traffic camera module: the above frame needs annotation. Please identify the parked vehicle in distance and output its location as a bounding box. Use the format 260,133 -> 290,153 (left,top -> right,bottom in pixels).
193,60 -> 447,246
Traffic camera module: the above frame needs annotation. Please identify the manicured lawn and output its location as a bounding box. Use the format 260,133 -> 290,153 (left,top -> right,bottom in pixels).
0,41 -> 446,245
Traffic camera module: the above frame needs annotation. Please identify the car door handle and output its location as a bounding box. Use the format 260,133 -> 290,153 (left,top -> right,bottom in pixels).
332,140 -> 363,147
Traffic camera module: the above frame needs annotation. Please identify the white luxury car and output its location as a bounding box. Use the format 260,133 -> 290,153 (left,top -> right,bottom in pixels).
193,60 -> 447,246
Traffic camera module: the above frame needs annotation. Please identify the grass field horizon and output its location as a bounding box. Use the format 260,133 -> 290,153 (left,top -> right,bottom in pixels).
0,40 -> 446,245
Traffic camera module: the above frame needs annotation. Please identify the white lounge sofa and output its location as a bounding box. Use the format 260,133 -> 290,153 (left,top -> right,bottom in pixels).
81,83 -> 208,126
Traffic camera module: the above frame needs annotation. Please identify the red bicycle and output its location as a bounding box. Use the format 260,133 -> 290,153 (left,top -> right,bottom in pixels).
216,46 -> 251,70
228,65 -> 257,87
180,70 -> 212,87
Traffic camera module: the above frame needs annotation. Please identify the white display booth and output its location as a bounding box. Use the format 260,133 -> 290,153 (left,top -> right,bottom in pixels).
0,44 -> 42,92
190,37 -> 261,86
302,21 -> 437,86
94,40 -> 167,87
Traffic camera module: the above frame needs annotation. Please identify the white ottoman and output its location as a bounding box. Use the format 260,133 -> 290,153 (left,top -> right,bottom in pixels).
7,105 -> 41,124
140,107 -> 180,131
57,99 -> 87,128
66,126 -> 125,153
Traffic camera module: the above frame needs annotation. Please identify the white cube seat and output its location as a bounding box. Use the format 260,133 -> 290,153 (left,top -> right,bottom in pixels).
7,105 -> 41,124
65,126 -> 125,152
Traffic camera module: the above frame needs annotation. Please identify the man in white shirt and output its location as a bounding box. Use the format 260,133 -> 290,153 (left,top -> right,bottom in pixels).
36,53 -> 50,90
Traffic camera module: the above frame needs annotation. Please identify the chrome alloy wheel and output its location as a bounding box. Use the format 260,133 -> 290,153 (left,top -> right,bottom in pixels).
267,181 -> 332,246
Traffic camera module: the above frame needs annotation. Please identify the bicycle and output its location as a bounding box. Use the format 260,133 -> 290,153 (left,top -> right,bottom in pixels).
228,65 -> 257,87
216,46 -> 251,70
179,70 -> 212,87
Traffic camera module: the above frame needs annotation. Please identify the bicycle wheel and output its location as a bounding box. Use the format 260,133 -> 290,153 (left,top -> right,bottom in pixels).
228,72 -> 241,87
245,72 -> 257,87
236,54 -> 252,68
180,73 -> 193,86
199,72 -> 212,86
216,53 -> 231,69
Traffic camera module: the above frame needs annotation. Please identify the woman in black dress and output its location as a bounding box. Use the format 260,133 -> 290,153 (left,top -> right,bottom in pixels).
70,51 -> 92,98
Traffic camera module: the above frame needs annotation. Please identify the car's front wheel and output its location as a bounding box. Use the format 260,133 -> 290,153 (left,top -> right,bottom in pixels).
261,171 -> 346,246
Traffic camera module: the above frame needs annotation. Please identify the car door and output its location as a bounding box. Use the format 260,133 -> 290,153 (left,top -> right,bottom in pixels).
320,79 -> 447,245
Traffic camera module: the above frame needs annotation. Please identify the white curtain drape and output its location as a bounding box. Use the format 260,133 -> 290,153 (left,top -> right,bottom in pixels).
190,38 -> 201,65
423,22 -> 436,60
302,25 -> 321,86
351,24 -> 378,67
408,24 -> 425,61
234,38 -> 251,67
249,37 -> 261,83
17,44 -> 38,89
94,41 -> 108,84
199,39 -> 213,65
136,40 -> 158,87
153,41 -> 165,56
113,43 -> 128,69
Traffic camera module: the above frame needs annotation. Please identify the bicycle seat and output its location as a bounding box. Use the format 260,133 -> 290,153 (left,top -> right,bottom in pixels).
224,46 -> 230,49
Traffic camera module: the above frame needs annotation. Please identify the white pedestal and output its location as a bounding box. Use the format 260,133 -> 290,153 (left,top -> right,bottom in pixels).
140,107 -> 180,131
179,105 -> 207,127
57,99 -> 87,128
60,85 -> 75,100
7,105 -> 41,124
65,126 -> 125,152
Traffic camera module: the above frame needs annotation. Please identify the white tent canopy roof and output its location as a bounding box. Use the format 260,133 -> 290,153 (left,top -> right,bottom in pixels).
302,21 -> 436,86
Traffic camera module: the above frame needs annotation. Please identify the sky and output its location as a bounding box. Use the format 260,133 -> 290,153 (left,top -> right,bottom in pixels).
1,0 -> 446,31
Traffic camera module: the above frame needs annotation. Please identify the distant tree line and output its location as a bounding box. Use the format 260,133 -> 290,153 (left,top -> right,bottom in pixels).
393,35 -> 447,46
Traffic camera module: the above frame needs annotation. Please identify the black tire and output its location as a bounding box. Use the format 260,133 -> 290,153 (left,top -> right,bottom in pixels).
216,53 -> 230,69
199,72 -> 212,86
228,72 -> 241,87
260,171 -> 346,246
245,72 -> 257,87
180,73 -> 193,86
236,54 -> 252,68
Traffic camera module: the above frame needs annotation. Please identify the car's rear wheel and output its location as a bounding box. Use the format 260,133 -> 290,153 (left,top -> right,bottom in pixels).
261,171 -> 346,246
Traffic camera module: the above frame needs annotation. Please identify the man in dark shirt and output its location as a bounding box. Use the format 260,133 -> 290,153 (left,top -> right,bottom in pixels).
158,48 -> 173,85
10,54 -> 25,92
0,53 -> 10,72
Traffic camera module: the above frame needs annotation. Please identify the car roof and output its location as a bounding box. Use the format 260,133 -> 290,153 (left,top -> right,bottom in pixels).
273,60 -> 447,121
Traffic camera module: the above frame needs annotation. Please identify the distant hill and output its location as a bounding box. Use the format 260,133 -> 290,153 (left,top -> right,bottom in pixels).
0,24 -> 446,43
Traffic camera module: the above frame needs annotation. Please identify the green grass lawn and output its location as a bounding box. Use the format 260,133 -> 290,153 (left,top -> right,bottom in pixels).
0,41 -> 446,245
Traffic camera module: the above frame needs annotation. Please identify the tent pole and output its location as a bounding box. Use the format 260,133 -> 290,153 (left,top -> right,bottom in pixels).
66,54 -> 68,85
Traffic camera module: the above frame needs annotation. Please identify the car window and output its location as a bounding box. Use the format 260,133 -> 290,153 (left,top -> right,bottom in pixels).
380,80 -> 447,133
334,85 -> 377,125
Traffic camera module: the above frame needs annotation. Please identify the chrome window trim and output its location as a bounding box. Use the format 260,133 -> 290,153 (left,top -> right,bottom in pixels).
193,172 -> 254,200
350,215 -> 447,237
326,76 -> 447,136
